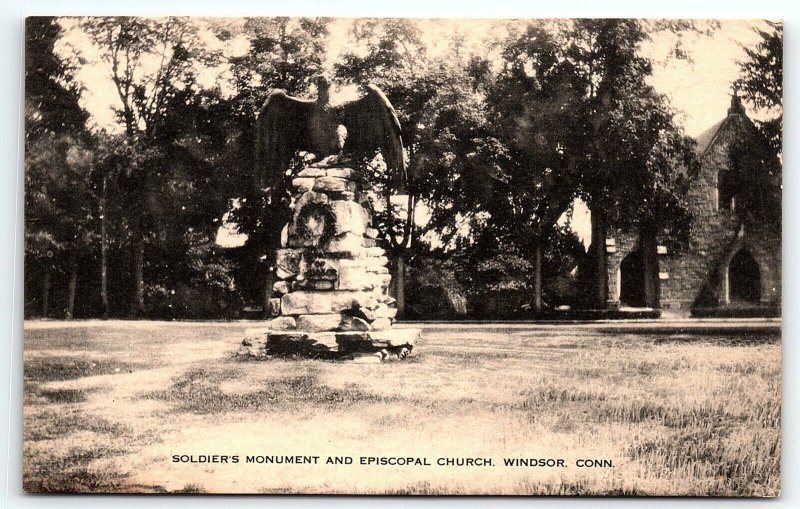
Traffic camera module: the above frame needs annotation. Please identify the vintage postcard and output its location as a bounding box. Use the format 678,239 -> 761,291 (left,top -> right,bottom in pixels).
23,16 -> 781,495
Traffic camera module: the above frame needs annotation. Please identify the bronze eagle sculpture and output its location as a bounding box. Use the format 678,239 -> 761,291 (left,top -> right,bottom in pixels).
255,77 -> 407,195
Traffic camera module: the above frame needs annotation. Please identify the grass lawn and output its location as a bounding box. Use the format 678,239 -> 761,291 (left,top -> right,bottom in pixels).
22,320 -> 781,496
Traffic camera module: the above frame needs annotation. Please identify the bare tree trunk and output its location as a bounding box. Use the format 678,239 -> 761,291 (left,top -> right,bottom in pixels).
130,235 -> 145,317
65,253 -> 78,319
533,242 -> 543,313
263,267 -> 276,318
390,193 -> 416,320
261,221 -> 283,318
590,209 -> 608,308
395,254 -> 406,318
100,176 -> 109,319
41,269 -> 51,318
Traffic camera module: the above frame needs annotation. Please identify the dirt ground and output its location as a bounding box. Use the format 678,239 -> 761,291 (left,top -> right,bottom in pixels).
22,320 -> 781,495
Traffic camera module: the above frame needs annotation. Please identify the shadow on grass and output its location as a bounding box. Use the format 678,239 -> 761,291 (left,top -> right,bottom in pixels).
529,331 -> 780,350
25,409 -> 132,442
37,388 -> 92,404
25,357 -> 144,382
24,445 -> 130,493
24,381 -> 109,407
24,467 -> 131,494
143,365 -> 398,414
651,332 -> 781,346
168,484 -> 205,493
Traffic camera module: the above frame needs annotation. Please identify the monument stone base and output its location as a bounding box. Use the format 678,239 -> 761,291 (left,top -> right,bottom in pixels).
238,327 -> 420,362
237,155 -> 419,362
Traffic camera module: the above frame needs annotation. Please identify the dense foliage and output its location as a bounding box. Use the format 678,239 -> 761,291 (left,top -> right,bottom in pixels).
728,21 -> 782,231
24,17 -> 778,319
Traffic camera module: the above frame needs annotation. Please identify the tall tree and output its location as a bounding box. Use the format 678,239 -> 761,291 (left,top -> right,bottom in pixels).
25,17 -> 92,318
482,23 -> 583,311
224,17 -> 332,313
457,20 -> 701,310
82,16 -> 215,316
729,22 -> 782,230
550,20 -> 699,308
334,19 -> 438,316
735,21 -> 782,156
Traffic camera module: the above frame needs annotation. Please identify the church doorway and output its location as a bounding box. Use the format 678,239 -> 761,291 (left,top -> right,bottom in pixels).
619,250 -> 646,307
728,249 -> 761,303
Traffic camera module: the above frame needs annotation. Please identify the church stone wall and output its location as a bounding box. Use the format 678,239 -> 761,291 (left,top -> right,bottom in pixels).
604,111 -> 781,312
604,230 -> 639,306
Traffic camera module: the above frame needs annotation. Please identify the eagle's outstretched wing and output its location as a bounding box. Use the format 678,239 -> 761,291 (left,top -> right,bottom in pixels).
338,84 -> 407,193
255,90 -> 314,192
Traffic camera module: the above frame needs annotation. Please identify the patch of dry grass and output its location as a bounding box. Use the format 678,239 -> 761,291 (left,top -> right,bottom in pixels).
24,356 -> 143,382
22,321 -> 781,496
23,444 -> 130,493
24,408 -> 131,442
142,365 -> 396,414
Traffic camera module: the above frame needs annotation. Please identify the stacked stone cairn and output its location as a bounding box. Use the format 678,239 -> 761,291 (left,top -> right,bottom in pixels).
238,155 -> 420,363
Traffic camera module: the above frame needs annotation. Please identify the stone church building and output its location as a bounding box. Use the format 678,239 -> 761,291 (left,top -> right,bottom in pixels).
603,95 -> 781,315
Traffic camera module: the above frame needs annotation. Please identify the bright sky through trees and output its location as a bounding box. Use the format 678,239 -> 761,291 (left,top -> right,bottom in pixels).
55,18 -> 774,248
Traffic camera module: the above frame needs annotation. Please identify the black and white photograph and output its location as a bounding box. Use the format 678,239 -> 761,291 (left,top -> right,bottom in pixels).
21,15 -> 782,495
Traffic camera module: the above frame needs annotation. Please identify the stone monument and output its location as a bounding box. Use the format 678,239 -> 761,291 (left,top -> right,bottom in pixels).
238,78 -> 420,362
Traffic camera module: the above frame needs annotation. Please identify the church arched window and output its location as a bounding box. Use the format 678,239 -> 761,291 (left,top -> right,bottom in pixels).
717,170 -> 736,211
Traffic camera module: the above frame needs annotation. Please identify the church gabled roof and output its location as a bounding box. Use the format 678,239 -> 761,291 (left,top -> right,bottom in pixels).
695,118 -> 727,154
694,93 -> 749,155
